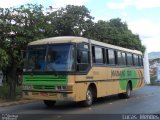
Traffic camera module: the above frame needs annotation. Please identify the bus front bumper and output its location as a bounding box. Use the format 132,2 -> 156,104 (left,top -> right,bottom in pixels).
23,91 -> 75,101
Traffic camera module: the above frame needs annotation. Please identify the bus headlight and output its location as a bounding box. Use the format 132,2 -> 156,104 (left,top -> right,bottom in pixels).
22,85 -> 33,90
55,85 -> 67,90
55,85 -> 72,91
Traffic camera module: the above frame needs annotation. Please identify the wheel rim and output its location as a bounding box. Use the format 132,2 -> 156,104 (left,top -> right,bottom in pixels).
127,89 -> 131,96
127,85 -> 131,97
86,90 -> 92,105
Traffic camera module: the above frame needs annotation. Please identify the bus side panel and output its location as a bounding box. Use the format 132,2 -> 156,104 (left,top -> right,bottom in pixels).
73,75 -> 90,101
135,69 -> 144,89
94,67 -> 116,97
67,67 -> 144,102
108,67 -> 121,94
75,82 -> 88,101
117,68 -> 144,93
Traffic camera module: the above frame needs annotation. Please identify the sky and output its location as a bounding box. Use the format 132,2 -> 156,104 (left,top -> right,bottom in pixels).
0,0 -> 160,52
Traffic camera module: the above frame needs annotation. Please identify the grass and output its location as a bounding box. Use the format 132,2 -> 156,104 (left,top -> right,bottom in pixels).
0,83 -> 22,100
0,83 -> 9,99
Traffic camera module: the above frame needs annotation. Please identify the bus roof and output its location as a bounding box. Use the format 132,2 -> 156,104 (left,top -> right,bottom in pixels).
28,36 -> 142,55
28,36 -> 86,45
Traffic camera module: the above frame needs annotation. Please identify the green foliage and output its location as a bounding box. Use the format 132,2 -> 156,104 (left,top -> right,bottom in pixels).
0,48 -> 8,69
15,86 -> 22,96
0,4 -> 49,99
48,5 -> 94,36
0,84 -> 22,99
84,18 -> 145,52
0,83 -> 9,99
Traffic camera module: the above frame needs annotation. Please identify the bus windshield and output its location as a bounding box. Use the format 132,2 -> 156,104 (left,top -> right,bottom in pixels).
24,44 -> 75,72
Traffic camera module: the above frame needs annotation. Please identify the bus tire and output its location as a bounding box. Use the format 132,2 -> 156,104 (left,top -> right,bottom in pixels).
83,88 -> 93,107
43,100 -> 56,107
124,83 -> 132,98
118,82 -> 132,99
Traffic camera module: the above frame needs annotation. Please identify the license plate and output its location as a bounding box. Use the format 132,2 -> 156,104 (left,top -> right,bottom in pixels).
40,92 -> 48,96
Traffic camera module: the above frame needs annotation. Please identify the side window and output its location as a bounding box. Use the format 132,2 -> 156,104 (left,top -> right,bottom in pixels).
133,54 -> 138,66
117,51 -> 122,65
122,52 -> 127,65
95,47 -> 103,64
77,43 -> 90,71
108,49 -> 115,64
92,46 -> 104,64
117,51 -> 126,65
133,54 -> 143,66
138,55 -> 143,66
127,53 -> 133,66
78,51 -> 89,63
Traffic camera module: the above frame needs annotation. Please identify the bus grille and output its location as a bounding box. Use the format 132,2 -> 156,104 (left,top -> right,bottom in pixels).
33,85 -> 55,90
24,76 -> 67,82
23,75 -> 67,91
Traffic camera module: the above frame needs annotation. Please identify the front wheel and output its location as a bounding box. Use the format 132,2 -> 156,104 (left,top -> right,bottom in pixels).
82,88 -> 93,107
43,100 -> 56,107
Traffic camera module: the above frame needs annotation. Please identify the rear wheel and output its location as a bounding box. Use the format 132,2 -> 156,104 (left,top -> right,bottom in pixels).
124,83 -> 131,98
118,83 -> 132,99
82,88 -> 93,107
43,100 -> 56,107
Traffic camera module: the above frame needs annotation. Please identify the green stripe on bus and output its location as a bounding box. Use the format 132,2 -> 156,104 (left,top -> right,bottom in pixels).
23,75 -> 68,88
119,69 -> 138,90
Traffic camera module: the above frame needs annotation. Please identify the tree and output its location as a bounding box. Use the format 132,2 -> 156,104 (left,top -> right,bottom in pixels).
48,5 -> 94,36
84,18 -> 145,52
0,48 -> 8,70
0,4 -> 49,99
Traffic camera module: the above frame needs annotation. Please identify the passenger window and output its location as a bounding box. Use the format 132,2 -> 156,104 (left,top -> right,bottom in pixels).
133,54 -> 138,66
108,49 -> 115,64
95,47 -> 103,64
127,53 -> 133,66
117,51 -> 122,65
122,52 -> 127,65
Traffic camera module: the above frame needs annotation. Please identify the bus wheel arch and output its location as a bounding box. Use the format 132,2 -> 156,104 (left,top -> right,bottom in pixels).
88,83 -> 97,99
82,83 -> 97,107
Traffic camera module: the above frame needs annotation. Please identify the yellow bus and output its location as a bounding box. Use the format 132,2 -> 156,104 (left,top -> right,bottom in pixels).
22,36 -> 144,107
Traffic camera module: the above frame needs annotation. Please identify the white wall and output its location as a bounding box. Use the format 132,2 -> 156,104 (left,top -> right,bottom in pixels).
144,49 -> 150,84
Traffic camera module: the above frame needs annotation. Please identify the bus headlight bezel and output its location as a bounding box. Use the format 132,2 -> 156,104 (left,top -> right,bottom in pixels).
55,85 -> 67,90
55,85 -> 72,91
